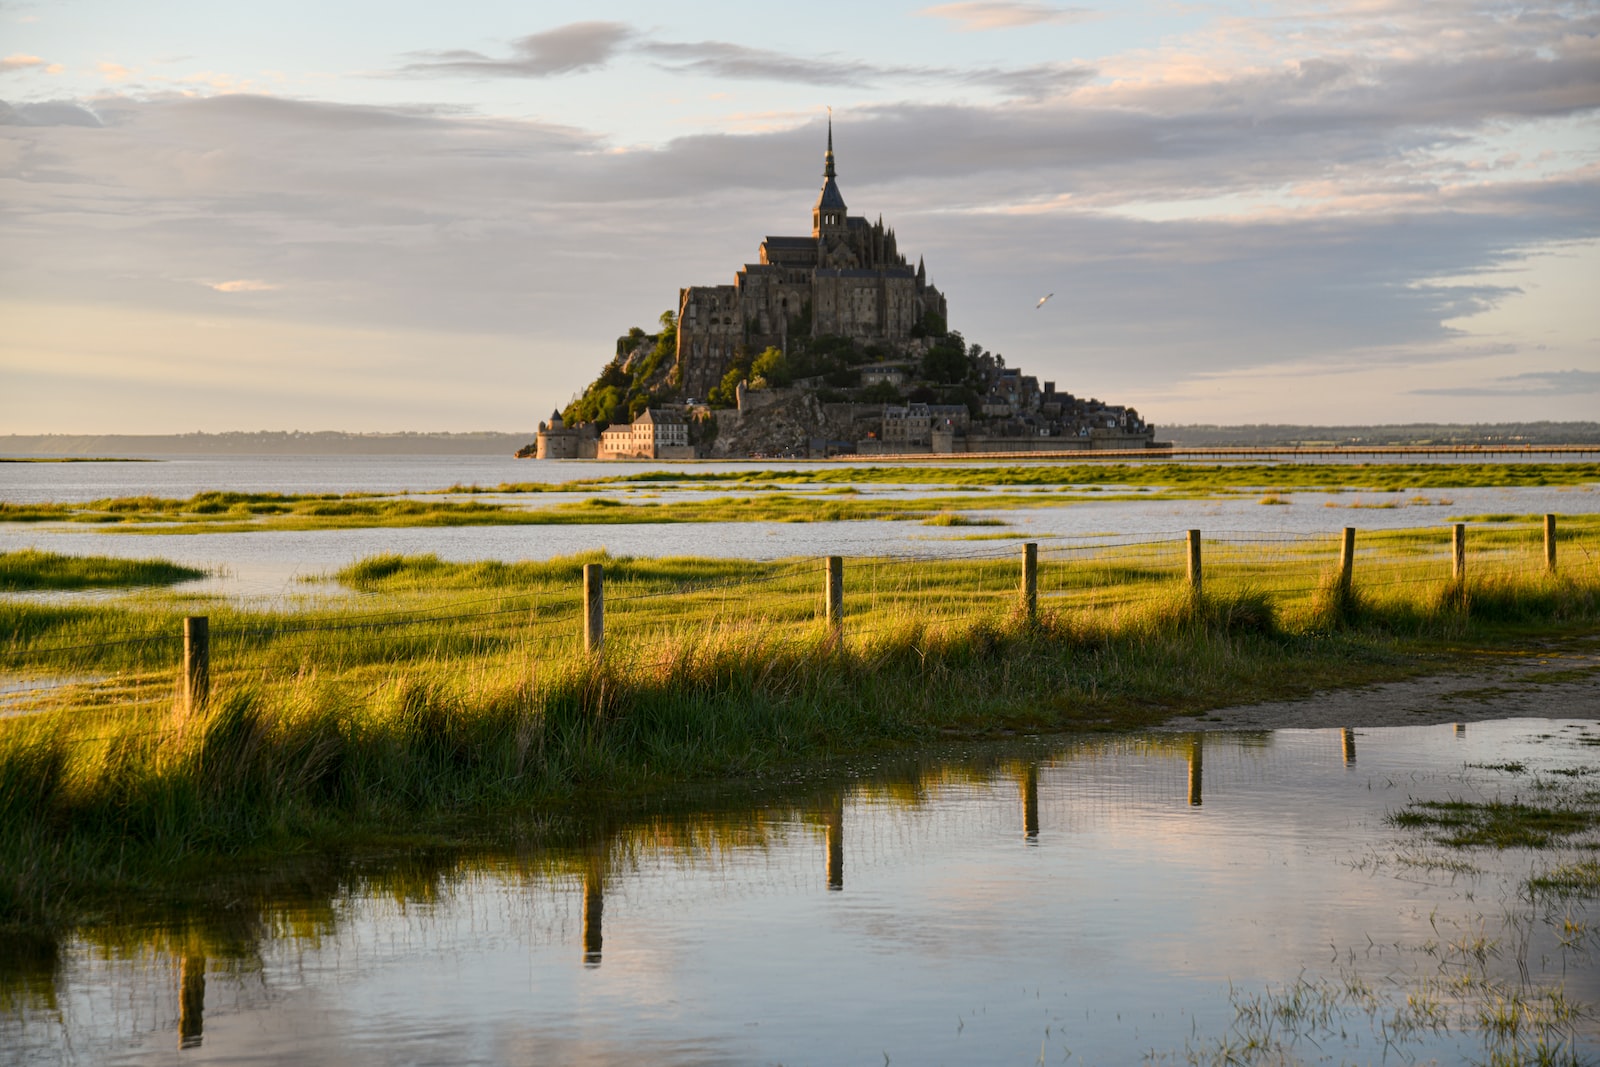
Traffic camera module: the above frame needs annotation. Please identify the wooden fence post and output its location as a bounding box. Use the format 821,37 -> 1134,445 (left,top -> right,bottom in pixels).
182,615 -> 209,715
1339,527 -> 1356,596
824,556 -> 843,635
1186,530 -> 1202,597
583,563 -> 604,653
1020,542 -> 1038,621
1545,514 -> 1557,573
1452,523 -> 1466,582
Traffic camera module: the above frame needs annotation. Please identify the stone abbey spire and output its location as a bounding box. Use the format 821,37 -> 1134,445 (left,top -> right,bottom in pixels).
813,112 -> 848,239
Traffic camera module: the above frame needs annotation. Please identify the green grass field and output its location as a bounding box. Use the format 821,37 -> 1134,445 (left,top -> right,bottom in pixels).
2,514 -> 1597,932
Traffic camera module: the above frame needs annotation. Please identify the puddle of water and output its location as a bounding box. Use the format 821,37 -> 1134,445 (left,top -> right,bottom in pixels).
3,719 -> 1596,1064
0,675 -> 105,718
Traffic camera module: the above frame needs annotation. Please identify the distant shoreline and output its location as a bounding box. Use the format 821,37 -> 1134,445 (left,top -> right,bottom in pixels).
0,431 -> 534,458
0,457 -> 152,464
1163,421 -> 1600,448
4,422 -> 1598,458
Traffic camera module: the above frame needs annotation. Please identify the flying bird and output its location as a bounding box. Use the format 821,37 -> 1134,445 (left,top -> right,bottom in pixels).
1035,293 -> 1054,309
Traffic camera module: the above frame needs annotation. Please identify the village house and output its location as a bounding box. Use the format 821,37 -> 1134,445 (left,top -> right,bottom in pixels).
596,408 -> 693,460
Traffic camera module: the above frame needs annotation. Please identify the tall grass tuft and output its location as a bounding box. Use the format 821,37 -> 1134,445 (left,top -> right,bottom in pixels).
0,549 -> 206,591
1308,569 -> 1366,630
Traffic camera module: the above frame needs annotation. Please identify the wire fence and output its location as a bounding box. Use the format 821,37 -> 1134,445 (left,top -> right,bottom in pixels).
1,517 -> 1590,721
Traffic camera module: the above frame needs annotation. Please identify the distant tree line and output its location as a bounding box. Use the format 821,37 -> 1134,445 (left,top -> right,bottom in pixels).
1164,423 -> 1600,447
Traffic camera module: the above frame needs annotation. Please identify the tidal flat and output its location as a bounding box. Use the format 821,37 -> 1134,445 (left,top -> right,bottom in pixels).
4,461 -> 1599,535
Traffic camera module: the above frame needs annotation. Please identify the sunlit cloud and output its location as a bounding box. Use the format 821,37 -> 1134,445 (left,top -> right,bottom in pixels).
96,60 -> 132,82
210,279 -> 279,293
918,2 -> 1099,32
0,53 -> 47,72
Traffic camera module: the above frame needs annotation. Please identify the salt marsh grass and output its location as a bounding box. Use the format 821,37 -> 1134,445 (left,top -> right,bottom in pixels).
2,517 -> 1598,930
6,463 -> 1596,533
0,549 -> 206,591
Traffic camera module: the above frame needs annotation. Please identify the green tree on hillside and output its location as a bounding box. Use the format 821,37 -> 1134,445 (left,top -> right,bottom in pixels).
749,347 -> 790,389
565,309 -> 680,428
922,338 -> 970,385
708,345 -> 755,408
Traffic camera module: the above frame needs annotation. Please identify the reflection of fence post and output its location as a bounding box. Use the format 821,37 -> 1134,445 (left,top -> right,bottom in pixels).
182,616 -> 209,715
178,954 -> 206,1049
1342,727 -> 1357,766
1021,763 -> 1040,841
1186,530 -> 1202,597
1339,527 -> 1356,597
1545,514 -> 1557,573
1452,523 -> 1466,582
582,857 -> 604,968
824,556 -> 843,635
583,563 -> 604,653
1020,542 -> 1038,621
825,795 -> 844,891
1187,735 -> 1203,807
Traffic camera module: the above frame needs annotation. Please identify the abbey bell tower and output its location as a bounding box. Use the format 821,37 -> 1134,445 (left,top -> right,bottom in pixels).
812,115 -> 848,240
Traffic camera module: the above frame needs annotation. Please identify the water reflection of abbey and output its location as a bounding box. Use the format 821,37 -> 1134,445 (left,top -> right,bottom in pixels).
5,725 -> 1437,1053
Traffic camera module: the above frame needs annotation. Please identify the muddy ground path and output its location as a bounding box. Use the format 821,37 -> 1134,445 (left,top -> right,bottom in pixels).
1159,635 -> 1600,732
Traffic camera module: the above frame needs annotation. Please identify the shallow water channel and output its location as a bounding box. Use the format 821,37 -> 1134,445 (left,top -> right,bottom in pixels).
5,719 -> 1597,1065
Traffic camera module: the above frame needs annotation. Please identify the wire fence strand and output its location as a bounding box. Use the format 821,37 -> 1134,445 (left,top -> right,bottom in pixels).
3,519 -> 1589,720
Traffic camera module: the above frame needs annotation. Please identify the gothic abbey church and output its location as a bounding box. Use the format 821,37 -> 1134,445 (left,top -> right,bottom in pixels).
675,121 -> 949,398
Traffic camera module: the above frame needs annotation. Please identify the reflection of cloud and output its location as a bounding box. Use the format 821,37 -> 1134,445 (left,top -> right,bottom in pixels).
1411,369 -> 1600,397
210,279 -> 278,293
918,2 -> 1099,32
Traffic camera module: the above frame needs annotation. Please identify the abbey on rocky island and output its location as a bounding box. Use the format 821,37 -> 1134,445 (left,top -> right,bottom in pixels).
674,118 -> 948,399
528,120 -> 1161,460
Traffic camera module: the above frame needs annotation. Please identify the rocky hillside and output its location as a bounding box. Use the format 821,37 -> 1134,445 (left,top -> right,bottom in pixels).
703,391 -> 877,457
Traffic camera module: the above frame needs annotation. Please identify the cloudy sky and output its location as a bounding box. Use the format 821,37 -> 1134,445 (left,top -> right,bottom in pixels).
2,0 -> 1596,433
